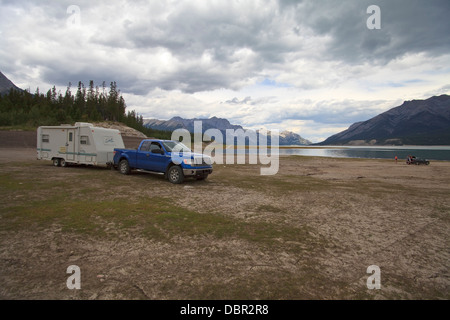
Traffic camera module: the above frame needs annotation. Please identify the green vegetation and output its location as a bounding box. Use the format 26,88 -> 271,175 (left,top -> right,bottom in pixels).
0,82 -> 172,139
0,163 -> 315,254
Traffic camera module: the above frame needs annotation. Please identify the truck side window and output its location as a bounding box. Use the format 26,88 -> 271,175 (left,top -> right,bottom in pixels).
42,134 -> 49,143
150,142 -> 162,153
141,141 -> 151,152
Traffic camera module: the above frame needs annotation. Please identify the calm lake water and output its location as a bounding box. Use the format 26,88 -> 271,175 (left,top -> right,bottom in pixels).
278,146 -> 450,161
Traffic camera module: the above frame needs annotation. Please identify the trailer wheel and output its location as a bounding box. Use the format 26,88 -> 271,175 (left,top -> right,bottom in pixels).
53,158 -> 61,167
60,159 -> 67,167
119,159 -> 131,175
167,165 -> 184,184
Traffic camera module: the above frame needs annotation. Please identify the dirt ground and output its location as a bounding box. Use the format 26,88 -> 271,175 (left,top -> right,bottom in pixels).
0,147 -> 449,300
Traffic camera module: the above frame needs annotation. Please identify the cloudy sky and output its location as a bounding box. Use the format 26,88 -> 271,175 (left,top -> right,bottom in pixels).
1,0 -> 449,142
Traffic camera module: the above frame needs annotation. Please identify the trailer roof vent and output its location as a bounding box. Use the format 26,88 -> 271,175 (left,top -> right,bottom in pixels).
74,122 -> 94,127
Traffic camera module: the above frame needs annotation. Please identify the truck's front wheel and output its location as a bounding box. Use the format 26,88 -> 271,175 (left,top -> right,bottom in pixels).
167,165 -> 184,184
119,159 -> 131,175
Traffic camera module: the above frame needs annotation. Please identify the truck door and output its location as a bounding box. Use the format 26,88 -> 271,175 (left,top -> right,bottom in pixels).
66,129 -> 76,160
148,142 -> 167,172
136,140 -> 153,171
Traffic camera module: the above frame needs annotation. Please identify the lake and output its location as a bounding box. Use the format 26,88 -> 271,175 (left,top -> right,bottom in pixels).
277,145 -> 450,161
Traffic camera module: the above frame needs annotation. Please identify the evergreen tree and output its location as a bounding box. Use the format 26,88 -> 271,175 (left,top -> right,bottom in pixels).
107,81 -> 119,121
72,81 -> 86,120
0,80 -> 172,139
86,80 -> 101,121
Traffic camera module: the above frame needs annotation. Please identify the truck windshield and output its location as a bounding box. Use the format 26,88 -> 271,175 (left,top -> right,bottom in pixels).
162,141 -> 192,153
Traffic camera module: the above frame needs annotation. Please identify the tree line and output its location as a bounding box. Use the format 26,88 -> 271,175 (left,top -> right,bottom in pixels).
0,80 -> 172,139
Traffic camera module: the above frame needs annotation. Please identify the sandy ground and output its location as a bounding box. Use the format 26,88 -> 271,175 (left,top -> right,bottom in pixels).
0,147 -> 449,300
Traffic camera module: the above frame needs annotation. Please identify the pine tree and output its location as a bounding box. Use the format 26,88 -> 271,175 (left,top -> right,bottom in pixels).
86,80 -> 101,121
74,81 -> 86,120
107,81 -> 119,121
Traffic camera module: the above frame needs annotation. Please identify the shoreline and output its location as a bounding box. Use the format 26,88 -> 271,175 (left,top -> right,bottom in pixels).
2,146 -> 450,163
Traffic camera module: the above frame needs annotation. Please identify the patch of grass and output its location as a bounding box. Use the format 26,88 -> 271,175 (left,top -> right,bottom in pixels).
0,125 -> 37,131
139,198 -> 317,252
1,193 -> 319,254
0,161 -> 39,168
0,172 -> 37,192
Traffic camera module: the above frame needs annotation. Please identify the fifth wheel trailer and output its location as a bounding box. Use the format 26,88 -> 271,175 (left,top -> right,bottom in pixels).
37,122 -> 125,167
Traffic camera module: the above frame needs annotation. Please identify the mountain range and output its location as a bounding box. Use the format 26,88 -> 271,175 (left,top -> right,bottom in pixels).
143,116 -> 312,145
318,95 -> 450,145
145,116 -> 242,134
2,71 -> 449,145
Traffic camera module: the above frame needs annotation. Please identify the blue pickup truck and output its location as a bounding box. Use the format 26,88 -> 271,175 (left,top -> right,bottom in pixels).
113,139 -> 213,184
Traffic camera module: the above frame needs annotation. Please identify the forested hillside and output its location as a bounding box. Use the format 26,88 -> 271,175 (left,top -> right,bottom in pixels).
0,80 -> 171,139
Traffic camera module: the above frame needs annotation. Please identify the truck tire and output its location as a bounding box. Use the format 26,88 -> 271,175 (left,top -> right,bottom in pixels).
53,158 -> 61,167
60,159 -> 67,167
119,159 -> 131,175
167,165 -> 184,184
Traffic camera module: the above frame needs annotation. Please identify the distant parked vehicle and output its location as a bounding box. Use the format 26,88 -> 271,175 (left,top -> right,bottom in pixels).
406,155 -> 430,165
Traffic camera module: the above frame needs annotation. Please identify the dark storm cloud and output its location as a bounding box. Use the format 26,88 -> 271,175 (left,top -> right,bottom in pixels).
115,0 -> 450,92
119,3 -> 282,60
1,0 -> 449,95
293,0 -> 450,64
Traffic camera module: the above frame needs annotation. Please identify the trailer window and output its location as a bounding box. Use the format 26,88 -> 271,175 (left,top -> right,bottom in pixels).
42,134 -> 49,143
69,132 -> 73,142
80,136 -> 89,145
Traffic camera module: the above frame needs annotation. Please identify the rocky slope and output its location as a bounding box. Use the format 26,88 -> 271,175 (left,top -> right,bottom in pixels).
92,122 -> 147,138
0,71 -> 23,95
319,95 -> 450,145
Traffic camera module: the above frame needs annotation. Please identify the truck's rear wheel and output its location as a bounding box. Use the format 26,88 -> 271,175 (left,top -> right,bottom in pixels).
53,158 -> 61,167
167,165 -> 184,184
119,159 -> 131,175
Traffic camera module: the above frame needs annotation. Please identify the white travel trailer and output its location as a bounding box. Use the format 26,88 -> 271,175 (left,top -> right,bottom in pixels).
37,122 -> 125,167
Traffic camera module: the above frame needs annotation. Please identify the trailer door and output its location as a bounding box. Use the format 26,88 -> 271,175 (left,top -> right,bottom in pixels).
67,129 -> 76,160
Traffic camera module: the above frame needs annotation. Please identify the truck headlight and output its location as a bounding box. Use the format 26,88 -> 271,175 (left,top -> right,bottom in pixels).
203,156 -> 212,165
